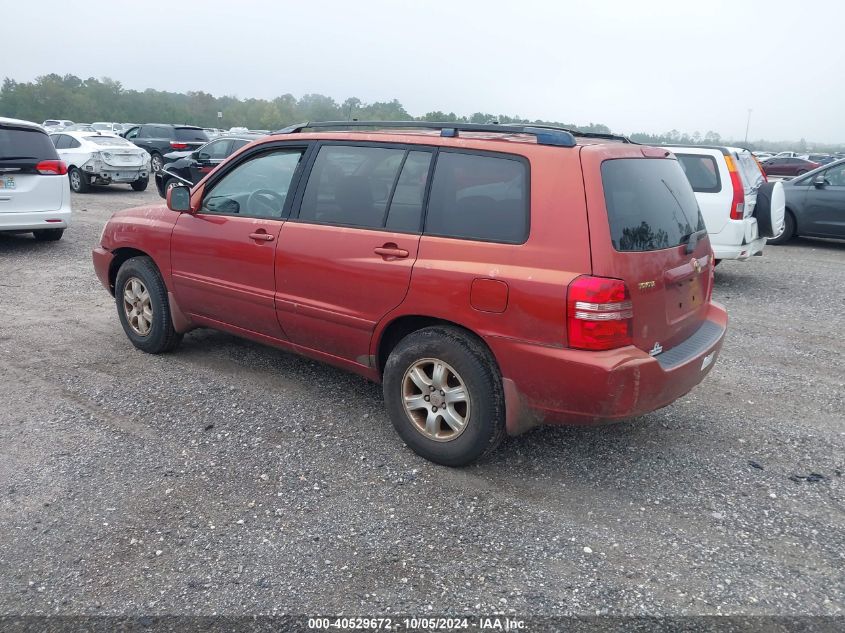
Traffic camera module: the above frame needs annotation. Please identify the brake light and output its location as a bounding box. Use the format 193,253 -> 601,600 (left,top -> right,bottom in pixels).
724,155 -> 745,220
567,276 -> 633,351
35,160 -> 67,175
170,142 -> 189,150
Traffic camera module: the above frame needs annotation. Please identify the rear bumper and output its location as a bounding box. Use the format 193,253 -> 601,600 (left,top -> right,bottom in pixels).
710,218 -> 766,260
489,302 -> 728,434
92,246 -> 114,294
87,167 -> 148,183
0,208 -> 72,231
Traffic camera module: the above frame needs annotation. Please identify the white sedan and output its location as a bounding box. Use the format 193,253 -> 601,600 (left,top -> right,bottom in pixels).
49,131 -> 151,193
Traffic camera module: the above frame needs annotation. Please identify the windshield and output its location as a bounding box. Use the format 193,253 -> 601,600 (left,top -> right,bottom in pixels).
92,123 -> 112,130
602,158 -> 705,252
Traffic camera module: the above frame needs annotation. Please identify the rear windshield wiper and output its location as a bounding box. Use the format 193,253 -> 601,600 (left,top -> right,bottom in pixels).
680,228 -> 708,254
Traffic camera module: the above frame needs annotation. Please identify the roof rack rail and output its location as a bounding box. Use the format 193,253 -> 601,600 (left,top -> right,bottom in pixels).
272,120 -> 585,147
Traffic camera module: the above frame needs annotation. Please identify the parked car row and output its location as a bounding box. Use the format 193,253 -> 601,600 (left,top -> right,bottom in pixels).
49,131 -> 151,192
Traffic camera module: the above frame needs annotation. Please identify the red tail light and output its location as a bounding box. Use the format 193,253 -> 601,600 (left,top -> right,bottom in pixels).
567,276 -> 633,351
724,155 -> 745,220
36,160 -> 67,175
170,142 -> 189,150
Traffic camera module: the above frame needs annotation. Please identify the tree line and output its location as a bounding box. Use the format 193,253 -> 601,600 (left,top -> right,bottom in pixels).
2,74 -> 841,152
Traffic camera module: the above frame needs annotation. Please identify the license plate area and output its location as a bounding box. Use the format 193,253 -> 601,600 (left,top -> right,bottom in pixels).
0,176 -> 16,190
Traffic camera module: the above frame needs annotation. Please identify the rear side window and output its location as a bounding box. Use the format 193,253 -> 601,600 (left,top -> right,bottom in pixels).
299,145 -> 407,229
175,127 -> 209,142
602,158 -> 705,252
425,151 -> 528,243
676,154 -> 721,193
0,126 -> 59,160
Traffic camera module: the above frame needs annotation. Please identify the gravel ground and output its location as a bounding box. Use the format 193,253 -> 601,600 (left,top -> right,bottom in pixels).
0,185 -> 843,618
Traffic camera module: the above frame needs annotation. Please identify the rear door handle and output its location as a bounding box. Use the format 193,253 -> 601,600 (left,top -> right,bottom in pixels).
249,231 -> 274,242
374,244 -> 409,259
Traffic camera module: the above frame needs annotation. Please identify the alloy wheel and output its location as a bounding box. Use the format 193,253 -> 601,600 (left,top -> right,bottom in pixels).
123,277 -> 153,336
402,358 -> 471,442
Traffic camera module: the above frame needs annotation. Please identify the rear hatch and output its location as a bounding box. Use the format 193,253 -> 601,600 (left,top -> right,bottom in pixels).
581,145 -> 714,353
172,127 -> 209,151
0,123 -> 64,213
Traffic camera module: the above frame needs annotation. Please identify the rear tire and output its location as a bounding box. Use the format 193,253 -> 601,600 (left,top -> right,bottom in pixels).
767,211 -> 795,245
150,153 -> 164,173
131,177 -> 149,192
796,170 -> 808,176
68,167 -> 89,193
383,326 -> 505,467
114,256 -> 182,354
33,228 -> 64,241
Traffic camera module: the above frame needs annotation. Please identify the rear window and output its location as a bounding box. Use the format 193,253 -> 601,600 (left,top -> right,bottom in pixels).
0,126 -> 59,160
602,158 -> 705,252
676,154 -> 721,193
425,151 -> 528,243
175,128 -> 209,142
87,136 -> 132,147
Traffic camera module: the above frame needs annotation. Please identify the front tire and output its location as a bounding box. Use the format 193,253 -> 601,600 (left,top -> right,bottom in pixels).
68,167 -> 89,193
767,211 -> 795,245
114,256 -> 182,354
131,177 -> 149,191
383,326 -> 505,466
33,228 -> 64,241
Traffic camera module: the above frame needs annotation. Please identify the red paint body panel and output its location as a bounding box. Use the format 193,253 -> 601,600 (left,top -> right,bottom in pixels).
470,278 -> 509,313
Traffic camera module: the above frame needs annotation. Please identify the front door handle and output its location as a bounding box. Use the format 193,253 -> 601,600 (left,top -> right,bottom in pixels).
374,243 -> 409,259
249,231 -> 274,242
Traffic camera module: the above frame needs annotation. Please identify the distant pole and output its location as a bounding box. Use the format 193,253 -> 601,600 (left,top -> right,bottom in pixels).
744,108 -> 752,144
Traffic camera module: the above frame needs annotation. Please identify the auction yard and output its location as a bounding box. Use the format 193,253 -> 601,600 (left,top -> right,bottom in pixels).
0,187 -> 843,615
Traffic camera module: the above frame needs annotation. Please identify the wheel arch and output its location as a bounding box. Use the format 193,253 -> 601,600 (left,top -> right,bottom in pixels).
374,315 -> 499,378
108,247 -> 154,294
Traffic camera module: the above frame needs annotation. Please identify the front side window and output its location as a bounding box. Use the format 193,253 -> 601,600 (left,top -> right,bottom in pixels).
425,151 -> 528,243
676,154 -> 721,193
823,164 -> 845,186
298,145 -> 407,229
198,139 -> 232,161
201,149 -> 304,219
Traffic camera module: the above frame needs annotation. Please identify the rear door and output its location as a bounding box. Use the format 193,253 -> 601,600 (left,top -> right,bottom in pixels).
0,123 -> 64,214
581,146 -> 713,353
274,143 -> 430,363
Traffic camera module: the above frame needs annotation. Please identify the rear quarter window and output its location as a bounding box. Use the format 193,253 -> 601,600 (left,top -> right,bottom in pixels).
676,154 -> 721,193
0,126 -> 59,160
425,151 -> 528,243
602,158 -> 705,252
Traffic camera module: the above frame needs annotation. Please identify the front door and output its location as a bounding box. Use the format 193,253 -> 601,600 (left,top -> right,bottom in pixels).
190,138 -> 232,183
170,146 -> 306,339
275,143 -> 433,363
803,162 -> 845,237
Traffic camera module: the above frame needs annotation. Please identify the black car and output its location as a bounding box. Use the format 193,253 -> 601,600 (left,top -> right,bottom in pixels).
769,158 -> 845,244
154,133 -> 264,198
122,124 -> 209,173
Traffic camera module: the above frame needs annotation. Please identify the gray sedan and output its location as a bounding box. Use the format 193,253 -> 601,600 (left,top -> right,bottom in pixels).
769,158 -> 845,243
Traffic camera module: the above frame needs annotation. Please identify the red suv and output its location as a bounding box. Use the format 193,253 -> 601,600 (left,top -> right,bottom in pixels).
93,121 -> 727,466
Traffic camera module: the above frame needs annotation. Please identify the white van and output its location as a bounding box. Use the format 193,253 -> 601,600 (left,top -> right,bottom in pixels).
662,145 -> 785,262
0,117 -> 72,241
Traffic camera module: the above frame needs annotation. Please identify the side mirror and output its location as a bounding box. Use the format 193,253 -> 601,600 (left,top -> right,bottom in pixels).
813,174 -> 826,187
167,185 -> 192,212
190,151 -> 200,160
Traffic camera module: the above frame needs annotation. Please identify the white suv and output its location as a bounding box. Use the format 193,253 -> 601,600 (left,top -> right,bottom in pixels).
0,117 -> 72,241
663,145 -> 785,262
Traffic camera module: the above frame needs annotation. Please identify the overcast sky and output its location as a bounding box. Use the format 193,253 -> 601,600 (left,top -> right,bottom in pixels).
6,0 -> 844,141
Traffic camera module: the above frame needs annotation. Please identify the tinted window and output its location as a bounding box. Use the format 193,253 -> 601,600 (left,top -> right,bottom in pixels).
198,139 -> 232,160
87,136 -> 132,147
231,139 -> 251,152
299,145 -> 406,229
386,151 -> 432,232
53,135 -> 71,149
175,127 -> 209,142
202,150 -> 304,219
602,158 -> 705,252
67,137 -> 81,149
425,151 -> 528,243
0,126 -> 59,159
676,154 -> 720,193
